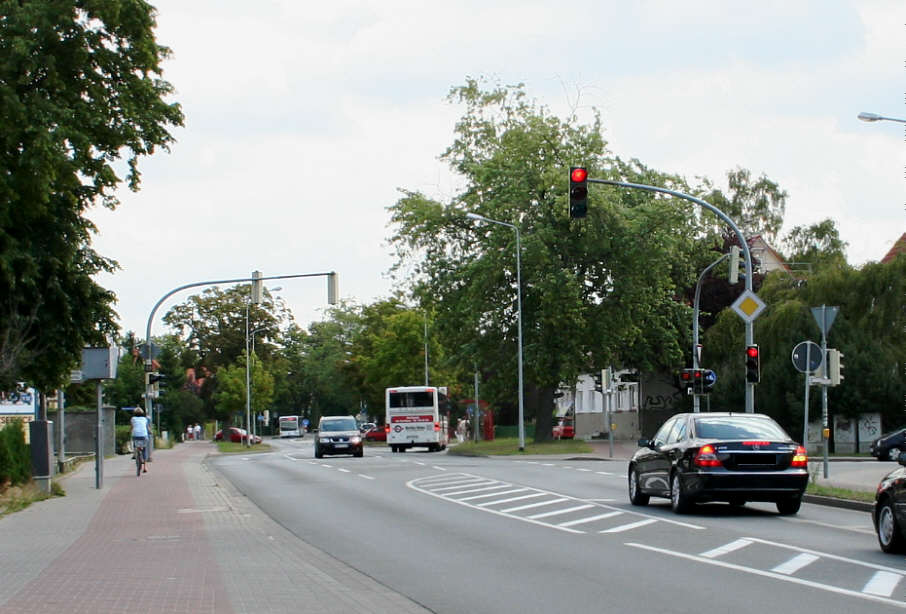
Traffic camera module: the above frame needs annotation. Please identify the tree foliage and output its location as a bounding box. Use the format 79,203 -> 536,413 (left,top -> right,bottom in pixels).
0,1 -> 183,389
388,78 -> 707,440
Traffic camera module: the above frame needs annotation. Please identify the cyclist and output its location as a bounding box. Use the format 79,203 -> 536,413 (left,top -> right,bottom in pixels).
131,408 -> 151,475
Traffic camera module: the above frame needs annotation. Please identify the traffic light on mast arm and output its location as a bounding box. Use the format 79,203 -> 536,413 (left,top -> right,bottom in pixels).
745,345 -> 760,384
569,166 -> 588,219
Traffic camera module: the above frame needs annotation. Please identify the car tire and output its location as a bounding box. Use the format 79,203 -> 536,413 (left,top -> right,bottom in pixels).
877,498 -> 906,553
314,447 -> 323,459
776,496 -> 802,515
728,497 -> 746,508
355,448 -> 364,458
670,472 -> 692,514
628,466 -> 649,506
887,447 -> 902,462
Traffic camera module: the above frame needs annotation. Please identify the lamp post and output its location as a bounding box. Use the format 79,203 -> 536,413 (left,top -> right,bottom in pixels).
245,286 -> 280,447
465,212 -> 525,451
857,111 -> 906,124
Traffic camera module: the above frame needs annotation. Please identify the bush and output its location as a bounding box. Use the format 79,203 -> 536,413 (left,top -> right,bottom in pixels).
115,425 -> 132,454
0,420 -> 31,486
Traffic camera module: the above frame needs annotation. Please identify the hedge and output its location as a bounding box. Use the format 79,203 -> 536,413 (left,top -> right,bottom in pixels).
0,420 -> 31,486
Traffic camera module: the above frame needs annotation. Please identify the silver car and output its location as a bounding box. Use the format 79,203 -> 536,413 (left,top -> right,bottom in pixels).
315,415 -> 364,458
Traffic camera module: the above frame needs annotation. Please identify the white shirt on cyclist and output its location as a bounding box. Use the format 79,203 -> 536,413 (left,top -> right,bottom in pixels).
131,415 -> 150,439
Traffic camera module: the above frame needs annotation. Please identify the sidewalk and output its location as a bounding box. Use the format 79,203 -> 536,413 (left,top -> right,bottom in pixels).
0,441 -> 431,614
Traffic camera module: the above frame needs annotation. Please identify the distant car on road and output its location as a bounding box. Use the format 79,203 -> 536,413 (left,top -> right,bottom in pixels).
214,427 -> 262,444
874,452 -> 906,552
628,412 -> 808,515
552,419 -> 574,440
870,427 -> 906,462
364,425 -> 387,442
315,415 -> 364,458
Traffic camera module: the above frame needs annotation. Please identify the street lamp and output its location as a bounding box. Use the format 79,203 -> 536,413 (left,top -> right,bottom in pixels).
857,111 -> 906,124
465,212 -> 525,451
245,286 -> 281,447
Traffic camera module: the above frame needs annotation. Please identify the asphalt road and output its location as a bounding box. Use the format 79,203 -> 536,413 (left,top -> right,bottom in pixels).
209,439 -> 906,614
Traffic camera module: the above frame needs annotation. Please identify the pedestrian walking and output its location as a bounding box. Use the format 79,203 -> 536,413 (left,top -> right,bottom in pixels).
194,423 -> 203,440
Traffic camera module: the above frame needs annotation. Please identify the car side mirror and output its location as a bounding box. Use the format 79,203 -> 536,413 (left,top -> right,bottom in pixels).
637,438 -> 651,449
899,451 -> 906,466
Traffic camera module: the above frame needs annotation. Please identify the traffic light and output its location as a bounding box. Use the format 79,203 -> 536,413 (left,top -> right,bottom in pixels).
145,372 -> 165,398
677,368 -> 694,393
745,345 -> 760,383
593,371 -> 603,393
828,349 -> 844,386
569,166 -> 588,219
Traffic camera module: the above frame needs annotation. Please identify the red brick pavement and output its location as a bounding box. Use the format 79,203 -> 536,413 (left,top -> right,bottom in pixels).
0,445 -> 233,614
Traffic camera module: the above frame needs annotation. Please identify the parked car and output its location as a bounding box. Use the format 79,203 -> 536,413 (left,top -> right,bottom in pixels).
628,412 -> 809,515
870,427 -> 906,462
364,425 -> 387,442
359,422 -> 376,433
315,415 -> 364,458
874,452 -> 906,552
552,419 -> 574,439
214,427 -> 262,444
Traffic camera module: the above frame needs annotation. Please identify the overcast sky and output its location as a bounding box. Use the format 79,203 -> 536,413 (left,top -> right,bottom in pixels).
87,0 -> 905,338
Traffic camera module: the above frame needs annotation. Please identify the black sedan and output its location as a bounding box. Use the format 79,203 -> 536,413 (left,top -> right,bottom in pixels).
628,412 -> 809,515
869,428 -> 906,462
874,452 -> 906,552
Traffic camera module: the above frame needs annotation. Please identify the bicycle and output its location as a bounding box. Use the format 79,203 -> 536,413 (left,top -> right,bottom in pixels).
134,437 -> 146,477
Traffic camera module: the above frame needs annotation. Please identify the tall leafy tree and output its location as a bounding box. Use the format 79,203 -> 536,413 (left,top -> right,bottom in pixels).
0,1 -> 183,389
782,218 -> 848,272
388,79 -> 703,441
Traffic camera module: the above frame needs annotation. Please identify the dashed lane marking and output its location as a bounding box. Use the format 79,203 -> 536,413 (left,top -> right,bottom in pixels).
600,519 -> 658,534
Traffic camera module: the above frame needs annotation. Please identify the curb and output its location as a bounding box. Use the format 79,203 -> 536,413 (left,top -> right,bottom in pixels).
802,493 -> 874,512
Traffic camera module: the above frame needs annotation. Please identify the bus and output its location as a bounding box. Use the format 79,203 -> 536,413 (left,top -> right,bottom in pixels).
278,415 -> 303,438
385,386 -> 450,453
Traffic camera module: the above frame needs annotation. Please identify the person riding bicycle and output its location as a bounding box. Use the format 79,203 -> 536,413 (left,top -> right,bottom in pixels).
131,408 -> 151,474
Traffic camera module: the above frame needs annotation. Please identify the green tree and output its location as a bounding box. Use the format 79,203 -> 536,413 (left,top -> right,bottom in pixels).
782,218 -> 848,272
0,1 -> 183,389
212,354 -> 274,428
388,79 -> 702,441
699,167 -> 788,245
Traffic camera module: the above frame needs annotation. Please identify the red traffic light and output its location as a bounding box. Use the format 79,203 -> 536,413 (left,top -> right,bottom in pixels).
680,371 -> 692,381
571,167 -> 588,182
746,346 -> 759,358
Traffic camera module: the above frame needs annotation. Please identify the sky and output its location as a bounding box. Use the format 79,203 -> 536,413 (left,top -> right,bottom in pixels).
86,0 -> 906,338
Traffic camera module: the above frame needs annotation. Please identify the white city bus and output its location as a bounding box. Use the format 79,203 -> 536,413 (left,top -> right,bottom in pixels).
278,415 -> 303,438
385,386 -> 449,453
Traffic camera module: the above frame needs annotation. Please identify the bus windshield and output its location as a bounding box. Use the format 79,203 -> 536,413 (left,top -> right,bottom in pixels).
389,391 -> 434,408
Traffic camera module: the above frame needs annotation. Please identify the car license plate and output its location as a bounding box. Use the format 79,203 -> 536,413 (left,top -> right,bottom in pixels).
335,443 -> 348,448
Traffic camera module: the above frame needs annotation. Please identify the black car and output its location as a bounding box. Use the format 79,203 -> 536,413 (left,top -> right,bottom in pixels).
628,412 -> 809,515
869,428 -> 906,462
875,452 -> 906,552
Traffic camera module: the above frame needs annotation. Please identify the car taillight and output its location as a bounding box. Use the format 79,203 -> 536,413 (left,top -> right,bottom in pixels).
742,441 -> 770,447
384,425 -> 390,433
791,445 -> 808,467
434,422 -> 441,431
694,444 -> 722,467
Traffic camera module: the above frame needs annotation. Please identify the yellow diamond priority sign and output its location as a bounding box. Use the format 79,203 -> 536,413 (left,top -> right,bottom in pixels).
731,290 -> 766,323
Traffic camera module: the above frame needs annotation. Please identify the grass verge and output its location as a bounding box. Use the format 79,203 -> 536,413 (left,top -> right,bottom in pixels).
0,481 -> 65,517
806,482 -> 875,503
215,441 -> 273,454
448,437 -> 593,456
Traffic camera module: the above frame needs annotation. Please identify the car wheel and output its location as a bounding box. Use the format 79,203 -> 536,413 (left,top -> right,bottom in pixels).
776,496 -> 802,515
877,498 -> 906,553
314,447 -> 323,459
670,472 -> 692,514
355,448 -> 364,458
628,466 -> 649,506
887,447 -> 902,462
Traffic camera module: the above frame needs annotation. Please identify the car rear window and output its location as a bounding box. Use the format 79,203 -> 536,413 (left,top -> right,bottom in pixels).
693,416 -> 790,441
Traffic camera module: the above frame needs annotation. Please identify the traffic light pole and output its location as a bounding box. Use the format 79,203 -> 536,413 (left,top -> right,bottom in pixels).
142,271 -> 339,433
589,178 -> 756,412
692,253 -> 729,412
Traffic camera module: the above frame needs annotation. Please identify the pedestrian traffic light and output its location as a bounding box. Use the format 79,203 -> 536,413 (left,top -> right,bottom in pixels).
593,371 -> 603,393
745,345 -> 760,383
569,166 -> 588,219
828,349 -> 844,386
677,368 -> 694,393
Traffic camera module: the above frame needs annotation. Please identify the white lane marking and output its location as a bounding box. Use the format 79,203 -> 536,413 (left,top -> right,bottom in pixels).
432,466 -> 447,471
444,484 -> 515,497
357,474 -> 376,480
700,539 -> 753,559
862,571 -> 903,597
595,471 -> 615,476
781,516 -> 875,535
528,504 -> 594,520
600,519 -> 657,534
744,537 -> 906,575
283,454 -> 298,461
577,468 -> 592,472
321,464 -> 333,468
542,463 -> 555,466
772,553 -> 820,575
417,475 -> 479,486
587,498 -> 616,503
626,542 -> 906,609
431,480 -> 496,492
478,492 -> 546,507
501,497 -> 570,513
459,488 -> 528,502
559,511 -> 623,528
414,461 -> 426,466
337,468 -> 351,473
